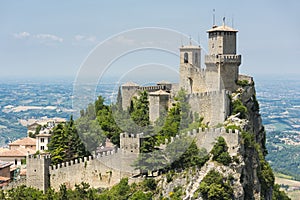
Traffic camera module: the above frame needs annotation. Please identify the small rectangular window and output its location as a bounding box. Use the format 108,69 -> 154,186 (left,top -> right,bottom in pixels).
41,146 -> 45,150
41,138 -> 45,143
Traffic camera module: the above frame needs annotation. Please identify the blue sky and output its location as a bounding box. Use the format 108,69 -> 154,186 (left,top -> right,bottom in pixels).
1,0 -> 299,81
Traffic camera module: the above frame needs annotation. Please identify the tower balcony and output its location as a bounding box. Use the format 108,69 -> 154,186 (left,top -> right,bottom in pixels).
205,55 -> 241,65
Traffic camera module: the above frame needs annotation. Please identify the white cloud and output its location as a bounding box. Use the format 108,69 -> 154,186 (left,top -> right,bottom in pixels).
74,35 -> 85,41
35,34 -> 63,43
13,32 -> 63,45
13,32 -> 30,39
74,35 -> 97,43
86,36 -> 96,42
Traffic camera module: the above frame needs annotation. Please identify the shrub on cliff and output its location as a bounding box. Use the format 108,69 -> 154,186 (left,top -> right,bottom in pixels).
210,137 -> 232,166
232,99 -> 247,119
198,169 -> 233,200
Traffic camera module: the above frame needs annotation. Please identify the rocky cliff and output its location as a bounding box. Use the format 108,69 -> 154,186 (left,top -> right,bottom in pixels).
154,81 -> 275,200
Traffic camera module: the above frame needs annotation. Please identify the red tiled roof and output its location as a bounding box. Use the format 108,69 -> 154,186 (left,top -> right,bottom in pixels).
0,161 -> 12,169
0,147 -> 35,157
0,176 -> 10,181
9,137 -> 36,146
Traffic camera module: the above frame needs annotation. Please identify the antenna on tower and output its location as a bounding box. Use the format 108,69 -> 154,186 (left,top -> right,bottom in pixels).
212,9 -> 216,26
223,16 -> 226,27
189,35 -> 192,45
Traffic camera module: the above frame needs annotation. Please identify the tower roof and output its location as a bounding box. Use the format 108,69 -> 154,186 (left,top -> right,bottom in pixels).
180,45 -> 201,50
149,89 -> 170,96
207,25 -> 238,33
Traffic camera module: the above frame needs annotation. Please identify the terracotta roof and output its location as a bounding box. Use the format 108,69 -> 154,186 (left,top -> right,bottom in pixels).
0,148 -> 8,153
207,25 -> 238,33
36,133 -> 51,137
0,147 -> 35,157
149,90 -> 170,96
0,161 -> 12,169
9,137 -> 36,146
122,82 -> 139,87
0,176 -> 10,181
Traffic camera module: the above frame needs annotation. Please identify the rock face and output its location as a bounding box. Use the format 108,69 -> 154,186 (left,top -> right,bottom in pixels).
155,83 -> 273,200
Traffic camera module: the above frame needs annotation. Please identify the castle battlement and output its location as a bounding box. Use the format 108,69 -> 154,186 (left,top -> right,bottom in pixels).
166,127 -> 240,143
120,132 -> 145,138
50,155 -> 94,171
205,55 -> 241,64
164,127 -> 240,156
95,148 -> 118,158
139,85 -> 168,92
185,89 -> 227,99
27,154 -> 51,160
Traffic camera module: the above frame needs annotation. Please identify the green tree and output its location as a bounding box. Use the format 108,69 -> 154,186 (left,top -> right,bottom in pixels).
198,170 -> 233,200
7,185 -> 45,199
48,116 -> 89,165
157,103 -> 181,143
129,190 -> 152,200
272,184 -> 291,200
232,99 -> 247,119
134,149 -> 167,176
76,116 -> 106,152
130,90 -> 150,127
176,89 -> 192,130
210,137 -> 232,166
165,138 -> 208,169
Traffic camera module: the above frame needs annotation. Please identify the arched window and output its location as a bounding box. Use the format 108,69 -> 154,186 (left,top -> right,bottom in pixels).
184,52 -> 188,63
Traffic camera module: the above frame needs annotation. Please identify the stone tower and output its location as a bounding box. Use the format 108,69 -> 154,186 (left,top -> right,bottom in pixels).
179,45 -> 202,94
26,154 -> 51,192
149,90 -> 170,122
205,24 -> 241,92
121,82 -> 139,110
120,133 -> 146,154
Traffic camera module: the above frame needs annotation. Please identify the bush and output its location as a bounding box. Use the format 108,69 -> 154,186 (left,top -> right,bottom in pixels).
232,99 -> 247,119
225,124 -> 241,132
143,178 -> 157,191
166,171 -> 174,183
198,170 -> 233,200
236,80 -> 249,87
210,137 -> 232,166
272,184 -> 291,200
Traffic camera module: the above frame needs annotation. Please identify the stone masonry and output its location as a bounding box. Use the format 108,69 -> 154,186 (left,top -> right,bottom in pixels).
121,23 -> 242,125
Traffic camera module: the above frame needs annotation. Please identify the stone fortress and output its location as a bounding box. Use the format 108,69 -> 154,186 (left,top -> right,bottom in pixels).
22,22 -> 253,192
121,22 -> 251,126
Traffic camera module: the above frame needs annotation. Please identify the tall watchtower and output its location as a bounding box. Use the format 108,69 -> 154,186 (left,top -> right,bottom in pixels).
205,23 -> 241,91
179,45 -> 202,94
26,154 -> 51,192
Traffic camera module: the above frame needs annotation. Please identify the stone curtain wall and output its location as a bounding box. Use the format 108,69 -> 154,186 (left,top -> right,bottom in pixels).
187,89 -> 230,126
165,127 -> 240,156
49,149 -> 138,191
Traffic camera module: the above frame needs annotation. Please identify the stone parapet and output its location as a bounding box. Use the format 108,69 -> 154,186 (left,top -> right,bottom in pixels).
205,54 -> 241,65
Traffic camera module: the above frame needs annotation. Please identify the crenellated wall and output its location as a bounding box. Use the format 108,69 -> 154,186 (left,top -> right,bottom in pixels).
165,127 -> 240,156
49,148 -> 138,191
186,89 -> 231,126
26,126 -> 240,192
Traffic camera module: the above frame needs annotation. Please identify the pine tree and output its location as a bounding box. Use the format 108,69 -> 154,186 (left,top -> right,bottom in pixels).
48,116 -> 89,165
